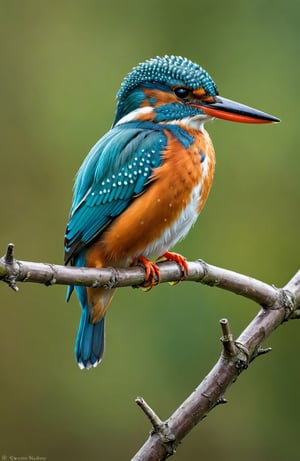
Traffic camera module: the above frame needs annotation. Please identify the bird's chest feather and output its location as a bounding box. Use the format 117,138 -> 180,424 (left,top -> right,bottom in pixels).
98,127 -> 215,264
142,128 -> 215,257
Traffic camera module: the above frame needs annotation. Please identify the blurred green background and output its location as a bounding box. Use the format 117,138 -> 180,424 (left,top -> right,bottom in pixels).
0,0 -> 299,460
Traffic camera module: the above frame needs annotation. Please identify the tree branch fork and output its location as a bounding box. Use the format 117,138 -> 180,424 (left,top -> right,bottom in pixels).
1,243 -> 300,460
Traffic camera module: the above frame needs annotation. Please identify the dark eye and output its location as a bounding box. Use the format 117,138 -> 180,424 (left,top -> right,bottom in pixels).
174,87 -> 190,99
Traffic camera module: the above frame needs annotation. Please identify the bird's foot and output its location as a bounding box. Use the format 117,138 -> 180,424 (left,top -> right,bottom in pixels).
132,255 -> 161,290
158,251 -> 189,282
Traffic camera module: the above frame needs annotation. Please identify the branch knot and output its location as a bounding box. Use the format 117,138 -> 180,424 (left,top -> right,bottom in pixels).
0,243 -> 20,291
281,289 -> 296,320
135,397 -> 177,456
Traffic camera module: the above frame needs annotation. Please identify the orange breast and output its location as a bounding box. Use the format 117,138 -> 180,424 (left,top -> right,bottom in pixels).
86,126 -> 215,268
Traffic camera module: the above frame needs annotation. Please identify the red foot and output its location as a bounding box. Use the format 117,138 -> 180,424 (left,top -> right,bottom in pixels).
158,251 -> 189,279
132,255 -> 161,289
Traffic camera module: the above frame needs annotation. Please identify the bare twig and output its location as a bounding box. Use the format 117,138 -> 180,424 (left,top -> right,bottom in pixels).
0,243 -> 19,292
135,398 -> 176,457
1,243 -> 299,461
0,243 -> 283,308
220,318 -> 237,358
131,271 -> 300,461
4,243 -> 15,265
135,398 -> 164,430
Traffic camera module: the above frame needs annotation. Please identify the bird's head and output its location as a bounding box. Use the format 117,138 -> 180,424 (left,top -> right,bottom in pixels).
113,55 -> 279,127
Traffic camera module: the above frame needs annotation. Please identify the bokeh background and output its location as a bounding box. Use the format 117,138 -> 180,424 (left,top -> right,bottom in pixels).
0,1 -> 299,460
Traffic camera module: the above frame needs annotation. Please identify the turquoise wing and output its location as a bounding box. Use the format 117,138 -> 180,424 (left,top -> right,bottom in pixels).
64,122 -> 167,263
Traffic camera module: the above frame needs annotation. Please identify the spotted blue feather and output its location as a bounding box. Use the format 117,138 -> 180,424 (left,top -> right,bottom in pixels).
118,55 -> 218,101
64,123 -> 167,262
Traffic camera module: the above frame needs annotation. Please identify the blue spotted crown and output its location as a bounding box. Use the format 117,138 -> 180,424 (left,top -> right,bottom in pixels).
117,55 -> 219,101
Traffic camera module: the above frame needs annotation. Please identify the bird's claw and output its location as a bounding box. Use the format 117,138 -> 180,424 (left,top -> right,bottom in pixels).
132,252 -> 188,290
158,251 -> 189,280
132,256 -> 161,290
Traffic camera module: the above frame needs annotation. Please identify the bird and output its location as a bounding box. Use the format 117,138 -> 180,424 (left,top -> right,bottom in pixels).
64,55 -> 279,369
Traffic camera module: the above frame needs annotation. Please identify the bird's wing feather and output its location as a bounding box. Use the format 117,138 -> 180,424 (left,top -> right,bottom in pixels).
65,123 -> 166,263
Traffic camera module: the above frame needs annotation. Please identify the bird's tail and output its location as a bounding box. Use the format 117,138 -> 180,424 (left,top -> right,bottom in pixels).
71,285 -> 114,369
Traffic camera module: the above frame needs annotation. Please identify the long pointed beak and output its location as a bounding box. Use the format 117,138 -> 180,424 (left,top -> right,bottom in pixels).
199,96 -> 280,124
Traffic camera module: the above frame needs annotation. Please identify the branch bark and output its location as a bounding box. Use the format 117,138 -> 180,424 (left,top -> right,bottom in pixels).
131,270 -> 300,461
0,243 -> 282,306
1,243 -> 300,460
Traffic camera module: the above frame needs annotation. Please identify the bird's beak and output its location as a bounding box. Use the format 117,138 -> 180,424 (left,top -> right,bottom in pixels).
198,96 -> 280,124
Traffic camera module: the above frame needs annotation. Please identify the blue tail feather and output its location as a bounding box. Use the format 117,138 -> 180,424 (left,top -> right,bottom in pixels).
75,308 -> 105,369
69,284 -> 105,369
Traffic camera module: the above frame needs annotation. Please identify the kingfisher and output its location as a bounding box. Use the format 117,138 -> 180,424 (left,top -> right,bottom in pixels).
65,55 -> 279,369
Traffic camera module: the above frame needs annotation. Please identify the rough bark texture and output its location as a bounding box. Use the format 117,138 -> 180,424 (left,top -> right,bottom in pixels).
1,244 -> 299,461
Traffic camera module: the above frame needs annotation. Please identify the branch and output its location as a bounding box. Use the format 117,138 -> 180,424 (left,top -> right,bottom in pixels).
1,243 -> 300,460
0,243 -> 284,307
131,270 -> 300,460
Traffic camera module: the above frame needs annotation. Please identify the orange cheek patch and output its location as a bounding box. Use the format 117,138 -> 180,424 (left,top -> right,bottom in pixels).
193,87 -> 206,98
142,88 -> 179,107
192,89 -> 216,105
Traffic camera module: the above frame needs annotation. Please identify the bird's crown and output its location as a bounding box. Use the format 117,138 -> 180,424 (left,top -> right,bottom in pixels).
114,55 -> 219,124
117,55 -> 218,101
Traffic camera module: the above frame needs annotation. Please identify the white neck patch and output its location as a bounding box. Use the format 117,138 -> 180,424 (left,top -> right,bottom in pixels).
115,106 -> 214,132
115,106 -> 153,126
171,114 -> 214,132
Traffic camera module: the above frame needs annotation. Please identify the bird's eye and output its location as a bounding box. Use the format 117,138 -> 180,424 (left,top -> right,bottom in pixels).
174,87 -> 190,99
